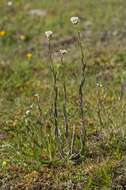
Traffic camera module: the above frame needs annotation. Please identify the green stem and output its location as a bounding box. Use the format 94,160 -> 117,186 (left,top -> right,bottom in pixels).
61,57 -> 69,140
48,40 -> 59,138
77,31 -> 87,154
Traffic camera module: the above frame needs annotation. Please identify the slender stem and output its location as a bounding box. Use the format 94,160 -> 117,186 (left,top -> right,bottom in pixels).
77,31 -> 87,154
70,125 -> 76,155
63,81 -> 69,138
48,40 -> 59,138
53,73 -> 59,138
48,40 -> 65,159
48,40 -> 55,74
36,96 -> 43,121
61,56 -> 69,140
96,85 -> 104,129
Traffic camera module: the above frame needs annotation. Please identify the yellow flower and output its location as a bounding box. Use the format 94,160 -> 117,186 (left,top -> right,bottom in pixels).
20,35 -> 26,41
26,53 -> 32,61
2,161 -> 7,167
0,31 -> 6,37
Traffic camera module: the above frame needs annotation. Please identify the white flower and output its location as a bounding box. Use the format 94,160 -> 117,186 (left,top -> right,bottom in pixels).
34,93 -> 40,101
70,16 -> 80,25
34,93 -> 39,98
60,49 -> 68,56
30,103 -> 34,109
7,1 -> 12,6
96,83 -> 102,88
45,31 -> 53,40
25,110 -> 31,116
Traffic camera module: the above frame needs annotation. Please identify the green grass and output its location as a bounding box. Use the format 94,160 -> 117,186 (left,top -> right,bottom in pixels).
1,0 -> 126,189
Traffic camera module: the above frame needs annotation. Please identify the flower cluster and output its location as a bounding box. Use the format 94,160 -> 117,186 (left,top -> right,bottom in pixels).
60,49 -> 68,57
45,31 -> 53,40
70,16 -> 80,25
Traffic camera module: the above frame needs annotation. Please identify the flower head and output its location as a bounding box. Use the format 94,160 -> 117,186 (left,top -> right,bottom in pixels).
20,35 -> 26,41
30,104 -> 34,109
34,93 -> 40,101
7,1 -> 13,6
0,31 -> 6,38
70,16 -> 80,25
60,49 -> 68,56
34,93 -> 39,98
96,83 -> 102,88
26,52 -> 32,61
45,31 -> 53,40
25,110 -> 31,116
2,161 -> 7,167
